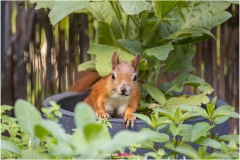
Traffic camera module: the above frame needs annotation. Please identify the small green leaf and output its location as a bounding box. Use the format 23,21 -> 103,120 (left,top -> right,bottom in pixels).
179,112 -> 199,123
78,61 -> 96,72
133,113 -> 152,125
169,123 -> 184,136
154,107 -> 175,122
166,73 -> 213,94
195,137 -> 222,149
179,105 -> 209,119
0,105 -> 13,114
178,124 -> 193,142
1,139 -> 20,154
175,144 -> 200,159
213,105 -> 239,119
214,116 -> 230,125
119,0 -> 152,15
165,94 -> 210,108
145,43 -> 174,61
14,99 -> 42,136
142,84 -> 166,106
206,97 -> 217,117
219,135 -> 240,144
175,107 -> 181,124
140,130 -> 169,143
190,122 -> 213,142
74,102 -> 96,129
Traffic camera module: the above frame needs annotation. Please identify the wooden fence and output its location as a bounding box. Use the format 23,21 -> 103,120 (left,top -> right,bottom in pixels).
1,1 -> 239,133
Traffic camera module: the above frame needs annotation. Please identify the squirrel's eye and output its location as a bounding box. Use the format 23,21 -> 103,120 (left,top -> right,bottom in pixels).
112,73 -> 115,80
133,75 -> 137,81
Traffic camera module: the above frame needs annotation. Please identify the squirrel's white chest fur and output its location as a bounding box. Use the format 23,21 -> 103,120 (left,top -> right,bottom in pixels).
104,91 -> 130,117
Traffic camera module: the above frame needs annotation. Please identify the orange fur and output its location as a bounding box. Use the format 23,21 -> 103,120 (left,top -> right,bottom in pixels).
84,52 -> 140,128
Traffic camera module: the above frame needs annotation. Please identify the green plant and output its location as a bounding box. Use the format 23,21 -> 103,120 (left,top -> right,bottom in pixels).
134,94 -> 239,159
1,100 -> 148,159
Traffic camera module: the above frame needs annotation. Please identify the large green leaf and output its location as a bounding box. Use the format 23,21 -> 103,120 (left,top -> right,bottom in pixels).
102,130 -> 147,154
88,44 -> 138,76
83,124 -> 110,144
153,1 -> 179,19
35,119 -> 69,142
119,0 -> 152,15
165,94 -> 210,108
78,61 -> 96,72
86,2 -> 122,45
14,100 -> 42,136
48,1 -> 89,25
163,27 -> 215,43
117,39 -> 144,55
190,122 -> 213,142
74,102 -> 96,129
142,84 -> 166,106
164,45 -> 195,72
166,73 -> 213,94
160,1 -> 231,44
145,43 -> 174,61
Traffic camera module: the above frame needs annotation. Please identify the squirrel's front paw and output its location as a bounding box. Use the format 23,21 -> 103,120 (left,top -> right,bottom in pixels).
96,111 -> 111,119
124,115 -> 136,128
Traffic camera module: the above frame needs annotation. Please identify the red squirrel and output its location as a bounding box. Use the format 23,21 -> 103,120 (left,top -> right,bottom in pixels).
84,52 -> 140,128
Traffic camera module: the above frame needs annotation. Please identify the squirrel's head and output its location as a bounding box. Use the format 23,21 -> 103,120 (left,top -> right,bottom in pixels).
111,52 -> 140,96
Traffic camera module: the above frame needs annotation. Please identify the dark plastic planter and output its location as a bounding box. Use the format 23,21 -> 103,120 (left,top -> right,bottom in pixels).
43,91 -> 230,155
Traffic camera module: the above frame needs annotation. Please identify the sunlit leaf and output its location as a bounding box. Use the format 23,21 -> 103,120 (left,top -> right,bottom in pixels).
145,43 -> 174,61
74,102 -> 96,129
14,100 -> 42,136
119,0 -> 152,15
190,122 -> 213,142
143,84 -> 166,106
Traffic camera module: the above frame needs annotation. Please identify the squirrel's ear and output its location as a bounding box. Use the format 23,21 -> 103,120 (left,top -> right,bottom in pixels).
112,52 -> 120,70
131,54 -> 140,72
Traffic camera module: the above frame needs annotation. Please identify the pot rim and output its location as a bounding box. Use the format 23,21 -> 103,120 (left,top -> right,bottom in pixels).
43,91 -> 228,123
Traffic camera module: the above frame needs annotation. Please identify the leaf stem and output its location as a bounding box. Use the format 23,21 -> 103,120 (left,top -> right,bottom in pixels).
124,15 -> 129,39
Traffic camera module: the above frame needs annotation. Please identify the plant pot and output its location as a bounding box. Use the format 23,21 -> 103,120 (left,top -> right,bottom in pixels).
43,91 -> 230,155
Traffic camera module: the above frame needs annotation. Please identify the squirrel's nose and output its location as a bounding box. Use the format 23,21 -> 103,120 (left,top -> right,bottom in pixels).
121,88 -> 126,94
